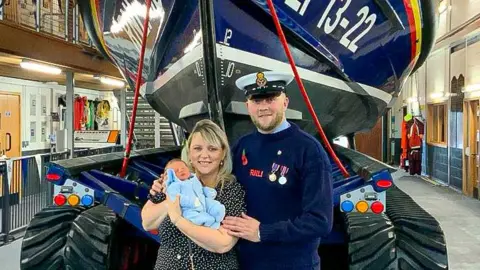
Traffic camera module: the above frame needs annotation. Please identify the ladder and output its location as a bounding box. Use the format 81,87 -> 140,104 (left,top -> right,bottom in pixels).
124,90 -> 179,149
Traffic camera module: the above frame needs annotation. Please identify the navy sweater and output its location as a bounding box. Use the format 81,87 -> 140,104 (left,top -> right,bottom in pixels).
232,122 -> 333,269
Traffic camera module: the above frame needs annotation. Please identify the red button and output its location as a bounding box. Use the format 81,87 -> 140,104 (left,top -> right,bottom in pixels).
376,180 -> 392,188
54,194 -> 67,206
371,201 -> 384,214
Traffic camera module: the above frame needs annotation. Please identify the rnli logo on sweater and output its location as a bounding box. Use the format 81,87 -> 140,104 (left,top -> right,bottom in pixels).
250,169 -> 263,178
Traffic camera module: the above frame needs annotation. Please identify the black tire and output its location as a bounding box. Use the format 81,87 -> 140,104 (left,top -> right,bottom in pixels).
344,186 -> 449,270
20,206 -> 86,270
345,212 -> 397,270
64,204 -> 159,270
386,186 -> 448,270
64,205 -> 122,270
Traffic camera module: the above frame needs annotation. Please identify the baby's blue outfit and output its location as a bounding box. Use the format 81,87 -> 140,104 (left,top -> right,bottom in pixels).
165,168 -> 226,229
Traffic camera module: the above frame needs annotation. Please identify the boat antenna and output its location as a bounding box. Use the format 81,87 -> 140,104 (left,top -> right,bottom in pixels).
265,0 -> 350,178
119,0 -> 152,177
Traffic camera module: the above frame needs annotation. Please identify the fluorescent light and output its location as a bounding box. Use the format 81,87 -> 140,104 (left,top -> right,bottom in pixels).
430,92 -> 445,99
465,84 -> 480,92
407,97 -> 418,103
20,61 -> 62,75
467,90 -> 480,98
99,76 -> 125,87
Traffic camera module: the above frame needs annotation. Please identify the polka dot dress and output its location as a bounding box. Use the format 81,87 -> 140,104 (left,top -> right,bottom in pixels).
153,179 -> 246,270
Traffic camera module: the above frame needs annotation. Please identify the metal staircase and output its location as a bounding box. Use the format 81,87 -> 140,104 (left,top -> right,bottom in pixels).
124,90 -> 179,149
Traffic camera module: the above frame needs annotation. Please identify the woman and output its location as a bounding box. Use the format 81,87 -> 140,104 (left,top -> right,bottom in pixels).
141,119 -> 246,270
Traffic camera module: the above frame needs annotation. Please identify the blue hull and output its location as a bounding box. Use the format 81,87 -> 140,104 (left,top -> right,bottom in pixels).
79,0 -> 435,140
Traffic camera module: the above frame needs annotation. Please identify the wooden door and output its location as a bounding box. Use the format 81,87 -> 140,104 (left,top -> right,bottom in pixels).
355,118 -> 383,161
463,100 -> 479,198
0,93 -> 21,158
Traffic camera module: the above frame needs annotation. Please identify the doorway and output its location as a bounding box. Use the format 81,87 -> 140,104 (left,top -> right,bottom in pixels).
0,93 -> 21,158
355,117 -> 383,161
463,99 -> 479,198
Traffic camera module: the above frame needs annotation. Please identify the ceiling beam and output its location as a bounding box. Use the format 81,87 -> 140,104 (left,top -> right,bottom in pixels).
0,21 -> 122,79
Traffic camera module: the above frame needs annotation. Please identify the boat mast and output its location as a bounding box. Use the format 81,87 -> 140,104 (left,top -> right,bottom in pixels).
199,0 -> 225,130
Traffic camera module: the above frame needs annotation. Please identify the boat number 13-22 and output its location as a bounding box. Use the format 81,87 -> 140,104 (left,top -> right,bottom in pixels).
285,0 -> 377,53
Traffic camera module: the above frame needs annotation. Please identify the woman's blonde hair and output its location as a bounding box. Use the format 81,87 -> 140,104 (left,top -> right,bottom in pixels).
181,119 -> 235,192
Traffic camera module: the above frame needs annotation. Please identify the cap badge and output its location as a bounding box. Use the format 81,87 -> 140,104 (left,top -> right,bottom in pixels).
256,72 -> 267,88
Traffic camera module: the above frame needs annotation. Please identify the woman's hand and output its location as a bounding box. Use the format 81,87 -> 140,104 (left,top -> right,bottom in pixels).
166,194 -> 182,225
150,173 -> 166,195
141,174 -> 171,230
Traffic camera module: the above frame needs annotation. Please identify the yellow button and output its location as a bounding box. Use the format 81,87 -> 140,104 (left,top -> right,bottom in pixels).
68,194 -> 80,206
356,201 -> 369,213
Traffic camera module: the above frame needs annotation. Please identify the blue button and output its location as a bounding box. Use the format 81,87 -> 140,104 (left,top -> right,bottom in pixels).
81,195 -> 94,206
341,200 -> 354,212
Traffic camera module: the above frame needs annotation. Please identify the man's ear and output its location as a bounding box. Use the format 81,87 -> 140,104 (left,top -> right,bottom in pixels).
284,96 -> 289,110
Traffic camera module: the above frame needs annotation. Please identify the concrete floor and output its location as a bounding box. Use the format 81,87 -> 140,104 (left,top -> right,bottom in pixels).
0,239 -> 21,270
393,170 -> 480,270
1,171 -> 480,270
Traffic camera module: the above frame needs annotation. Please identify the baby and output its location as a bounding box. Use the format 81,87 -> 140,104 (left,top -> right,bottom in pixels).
159,159 -> 226,229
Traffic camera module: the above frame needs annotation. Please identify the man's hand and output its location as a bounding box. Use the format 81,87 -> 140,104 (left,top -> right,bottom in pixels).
222,213 -> 260,242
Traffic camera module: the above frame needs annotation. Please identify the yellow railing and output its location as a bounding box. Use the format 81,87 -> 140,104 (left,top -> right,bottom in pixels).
0,0 -> 91,45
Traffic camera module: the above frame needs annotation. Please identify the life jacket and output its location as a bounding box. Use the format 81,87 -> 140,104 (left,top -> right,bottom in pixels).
400,120 -> 409,161
409,122 -> 422,149
74,96 -> 84,131
96,100 -> 111,119
82,96 -> 89,129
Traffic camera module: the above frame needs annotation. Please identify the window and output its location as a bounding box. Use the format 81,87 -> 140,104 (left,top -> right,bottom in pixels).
450,75 -> 464,148
427,103 -> 447,145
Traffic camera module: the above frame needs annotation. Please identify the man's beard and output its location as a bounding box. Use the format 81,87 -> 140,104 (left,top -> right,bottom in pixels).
250,112 -> 284,133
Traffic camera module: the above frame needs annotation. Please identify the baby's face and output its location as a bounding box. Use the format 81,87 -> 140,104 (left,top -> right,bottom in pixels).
167,161 -> 191,180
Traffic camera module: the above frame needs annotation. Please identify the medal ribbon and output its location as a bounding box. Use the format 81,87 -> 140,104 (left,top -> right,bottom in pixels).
280,166 -> 289,176
271,163 -> 280,173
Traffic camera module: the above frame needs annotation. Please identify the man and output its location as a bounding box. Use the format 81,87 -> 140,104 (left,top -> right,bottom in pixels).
222,71 -> 334,269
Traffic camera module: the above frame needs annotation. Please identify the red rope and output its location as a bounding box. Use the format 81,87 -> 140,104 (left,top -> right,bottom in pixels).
119,0 -> 152,177
265,0 -> 350,178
